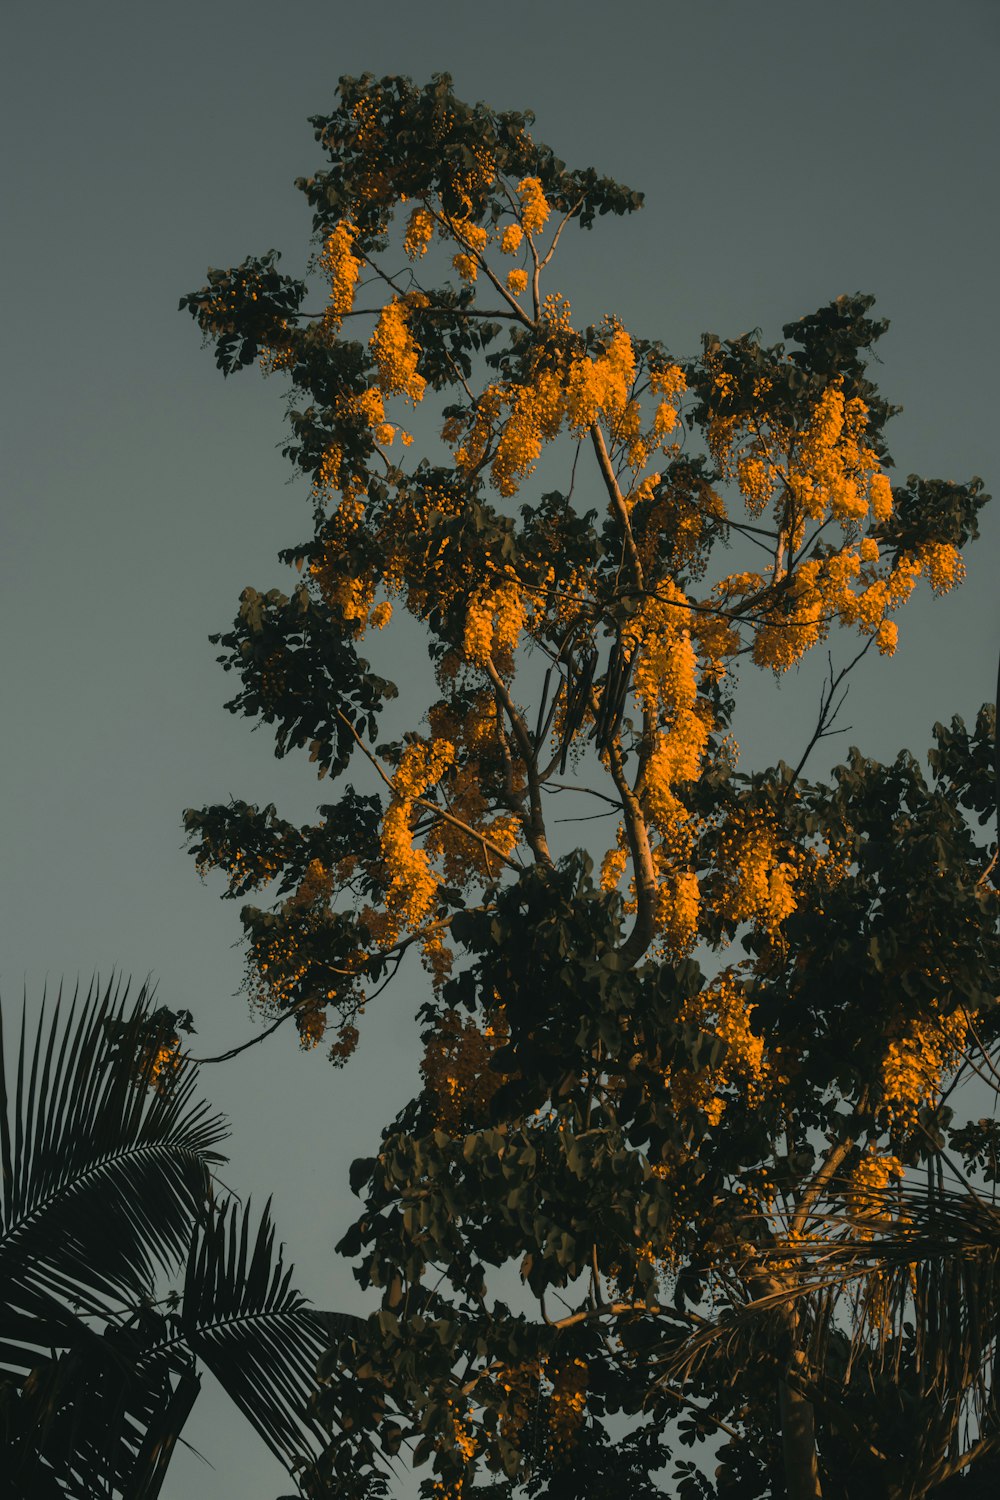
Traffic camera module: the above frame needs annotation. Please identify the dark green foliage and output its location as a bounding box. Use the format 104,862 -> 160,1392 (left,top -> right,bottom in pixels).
210,584 -> 397,778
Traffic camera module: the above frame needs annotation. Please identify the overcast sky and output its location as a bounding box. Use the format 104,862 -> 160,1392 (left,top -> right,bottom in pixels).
3,3 -> 998,1495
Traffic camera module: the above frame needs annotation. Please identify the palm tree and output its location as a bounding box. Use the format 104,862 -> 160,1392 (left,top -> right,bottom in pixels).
650,1169 -> 1000,1498
805,1173 -> 1000,1496
0,977 -> 367,1498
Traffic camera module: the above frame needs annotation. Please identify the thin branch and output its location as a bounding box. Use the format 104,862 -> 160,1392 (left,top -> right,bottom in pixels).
554,809 -> 620,824
538,195 -> 586,270
429,203 -> 536,330
291,307 -> 523,322
782,638 -> 875,796
335,708 -> 522,872
546,781 -> 623,809
483,658 -> 553,865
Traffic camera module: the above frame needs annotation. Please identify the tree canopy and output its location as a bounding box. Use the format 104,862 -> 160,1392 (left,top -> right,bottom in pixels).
180,73 -> 998,1499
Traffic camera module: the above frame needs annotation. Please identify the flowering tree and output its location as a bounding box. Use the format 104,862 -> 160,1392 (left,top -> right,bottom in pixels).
180,74 -> 997,1499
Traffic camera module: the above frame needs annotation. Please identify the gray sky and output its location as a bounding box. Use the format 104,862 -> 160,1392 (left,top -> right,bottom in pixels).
3,2 -> 998,1495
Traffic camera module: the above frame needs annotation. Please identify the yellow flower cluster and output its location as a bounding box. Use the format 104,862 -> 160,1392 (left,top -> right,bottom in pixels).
707,367 -> 896,543
717,810 -> 800,937
745,527 -> 964,673
424,697 -> 523,885
404,205 -> 435,258
488,373 -> 564,494
506,268 -> 528,295
845,1149 -> 904,1232
600,824 -> 629,894
500,223 -> 523,255
145,1037 -> 182,1096
258,328 -> 295,376
444,141 -> 496,220
452,252 -> 478,284
876,619 -> 898,655
380,738 -> 456,940
310,550 -> 375,636
919,540 -> 965,594
249,923 -> 312,1012
650,363 -> 687,399
667,973 -> 767,1123
289,858 -> 334,910
420,1009 -> 506,1130
296,1004 -> 327,1051
653,863 -> 702,957
431,1398 -> 478,1498
629,587 -> 699,722
564,327 -> 637,436
785,386 -> 874,523
547,1359 -> 588,1455
456,326 -> 647,498
463,572 -> 526,667
749,563 -> 828,672
632,592 -> 708,814
517,176 -> 550,235
312,443 -> 345,498
306,383 -> 405,507
594,584 -> 720,952
879,1005 -> 968,1131
454,219 -> 488,255
495,1361 -> 539,1444
317,221 -> 361,334
369,297 -> 427,403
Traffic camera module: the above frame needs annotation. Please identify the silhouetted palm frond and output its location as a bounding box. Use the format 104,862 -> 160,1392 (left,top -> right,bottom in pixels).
0,978 -> 369,1498
1,977 -> 228,1343
175,1195 -> 364,1484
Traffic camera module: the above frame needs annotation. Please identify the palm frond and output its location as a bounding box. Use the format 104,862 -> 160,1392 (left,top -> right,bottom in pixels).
1,978 -> 370,1498
1,1310 -> 201,1500
799,1179 -> 1000,1426
0,977 -> 229,1341
160,1196 -> 366,1487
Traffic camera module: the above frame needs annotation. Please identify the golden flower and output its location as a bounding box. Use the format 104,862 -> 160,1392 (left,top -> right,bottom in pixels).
517,176 -> 550,235
500,223 -> 523,254
403,205 -> 435,258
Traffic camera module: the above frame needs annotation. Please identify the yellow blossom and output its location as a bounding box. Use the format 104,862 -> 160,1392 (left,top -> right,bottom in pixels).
500,223 -> 523,254
403,205 -> 435,258
517,176 -> 550,235
876,619 -> 897,655
369,297 -> 427,403
453,252 -> 478,283
317,221 -> 361,333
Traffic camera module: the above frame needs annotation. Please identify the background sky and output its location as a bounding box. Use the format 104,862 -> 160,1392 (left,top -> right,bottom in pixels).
3,2 -> 998,1495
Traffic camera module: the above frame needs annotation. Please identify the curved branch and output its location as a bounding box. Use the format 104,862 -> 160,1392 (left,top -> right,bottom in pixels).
483,659 -> 553,866
589,425 -> 644,593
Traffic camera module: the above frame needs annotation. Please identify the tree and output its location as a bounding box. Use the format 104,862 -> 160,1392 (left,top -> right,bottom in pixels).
178,74 -> 997,1497
0,978 -> 366,1498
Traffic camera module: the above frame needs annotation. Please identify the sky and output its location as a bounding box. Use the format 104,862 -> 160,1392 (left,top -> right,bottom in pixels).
3,1 -> 998,1495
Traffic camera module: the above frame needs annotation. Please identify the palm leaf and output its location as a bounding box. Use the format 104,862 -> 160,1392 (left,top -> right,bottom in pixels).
805,1180 -> 1000,1425
1,1311 -> 201,1500
1,978 -> 371,1497
1,977 -> 227,1496
163,1195 -> 366,1486
0,976 -> 229,1351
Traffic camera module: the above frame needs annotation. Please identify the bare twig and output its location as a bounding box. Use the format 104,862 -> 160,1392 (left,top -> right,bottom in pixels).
782,639 -> 875,797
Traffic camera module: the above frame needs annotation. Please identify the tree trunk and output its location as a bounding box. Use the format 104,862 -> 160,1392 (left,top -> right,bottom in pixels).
779,1351 -> 823,1500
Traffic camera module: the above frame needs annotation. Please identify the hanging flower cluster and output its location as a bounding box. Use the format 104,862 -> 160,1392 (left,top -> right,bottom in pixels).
317,221 -> 361,333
